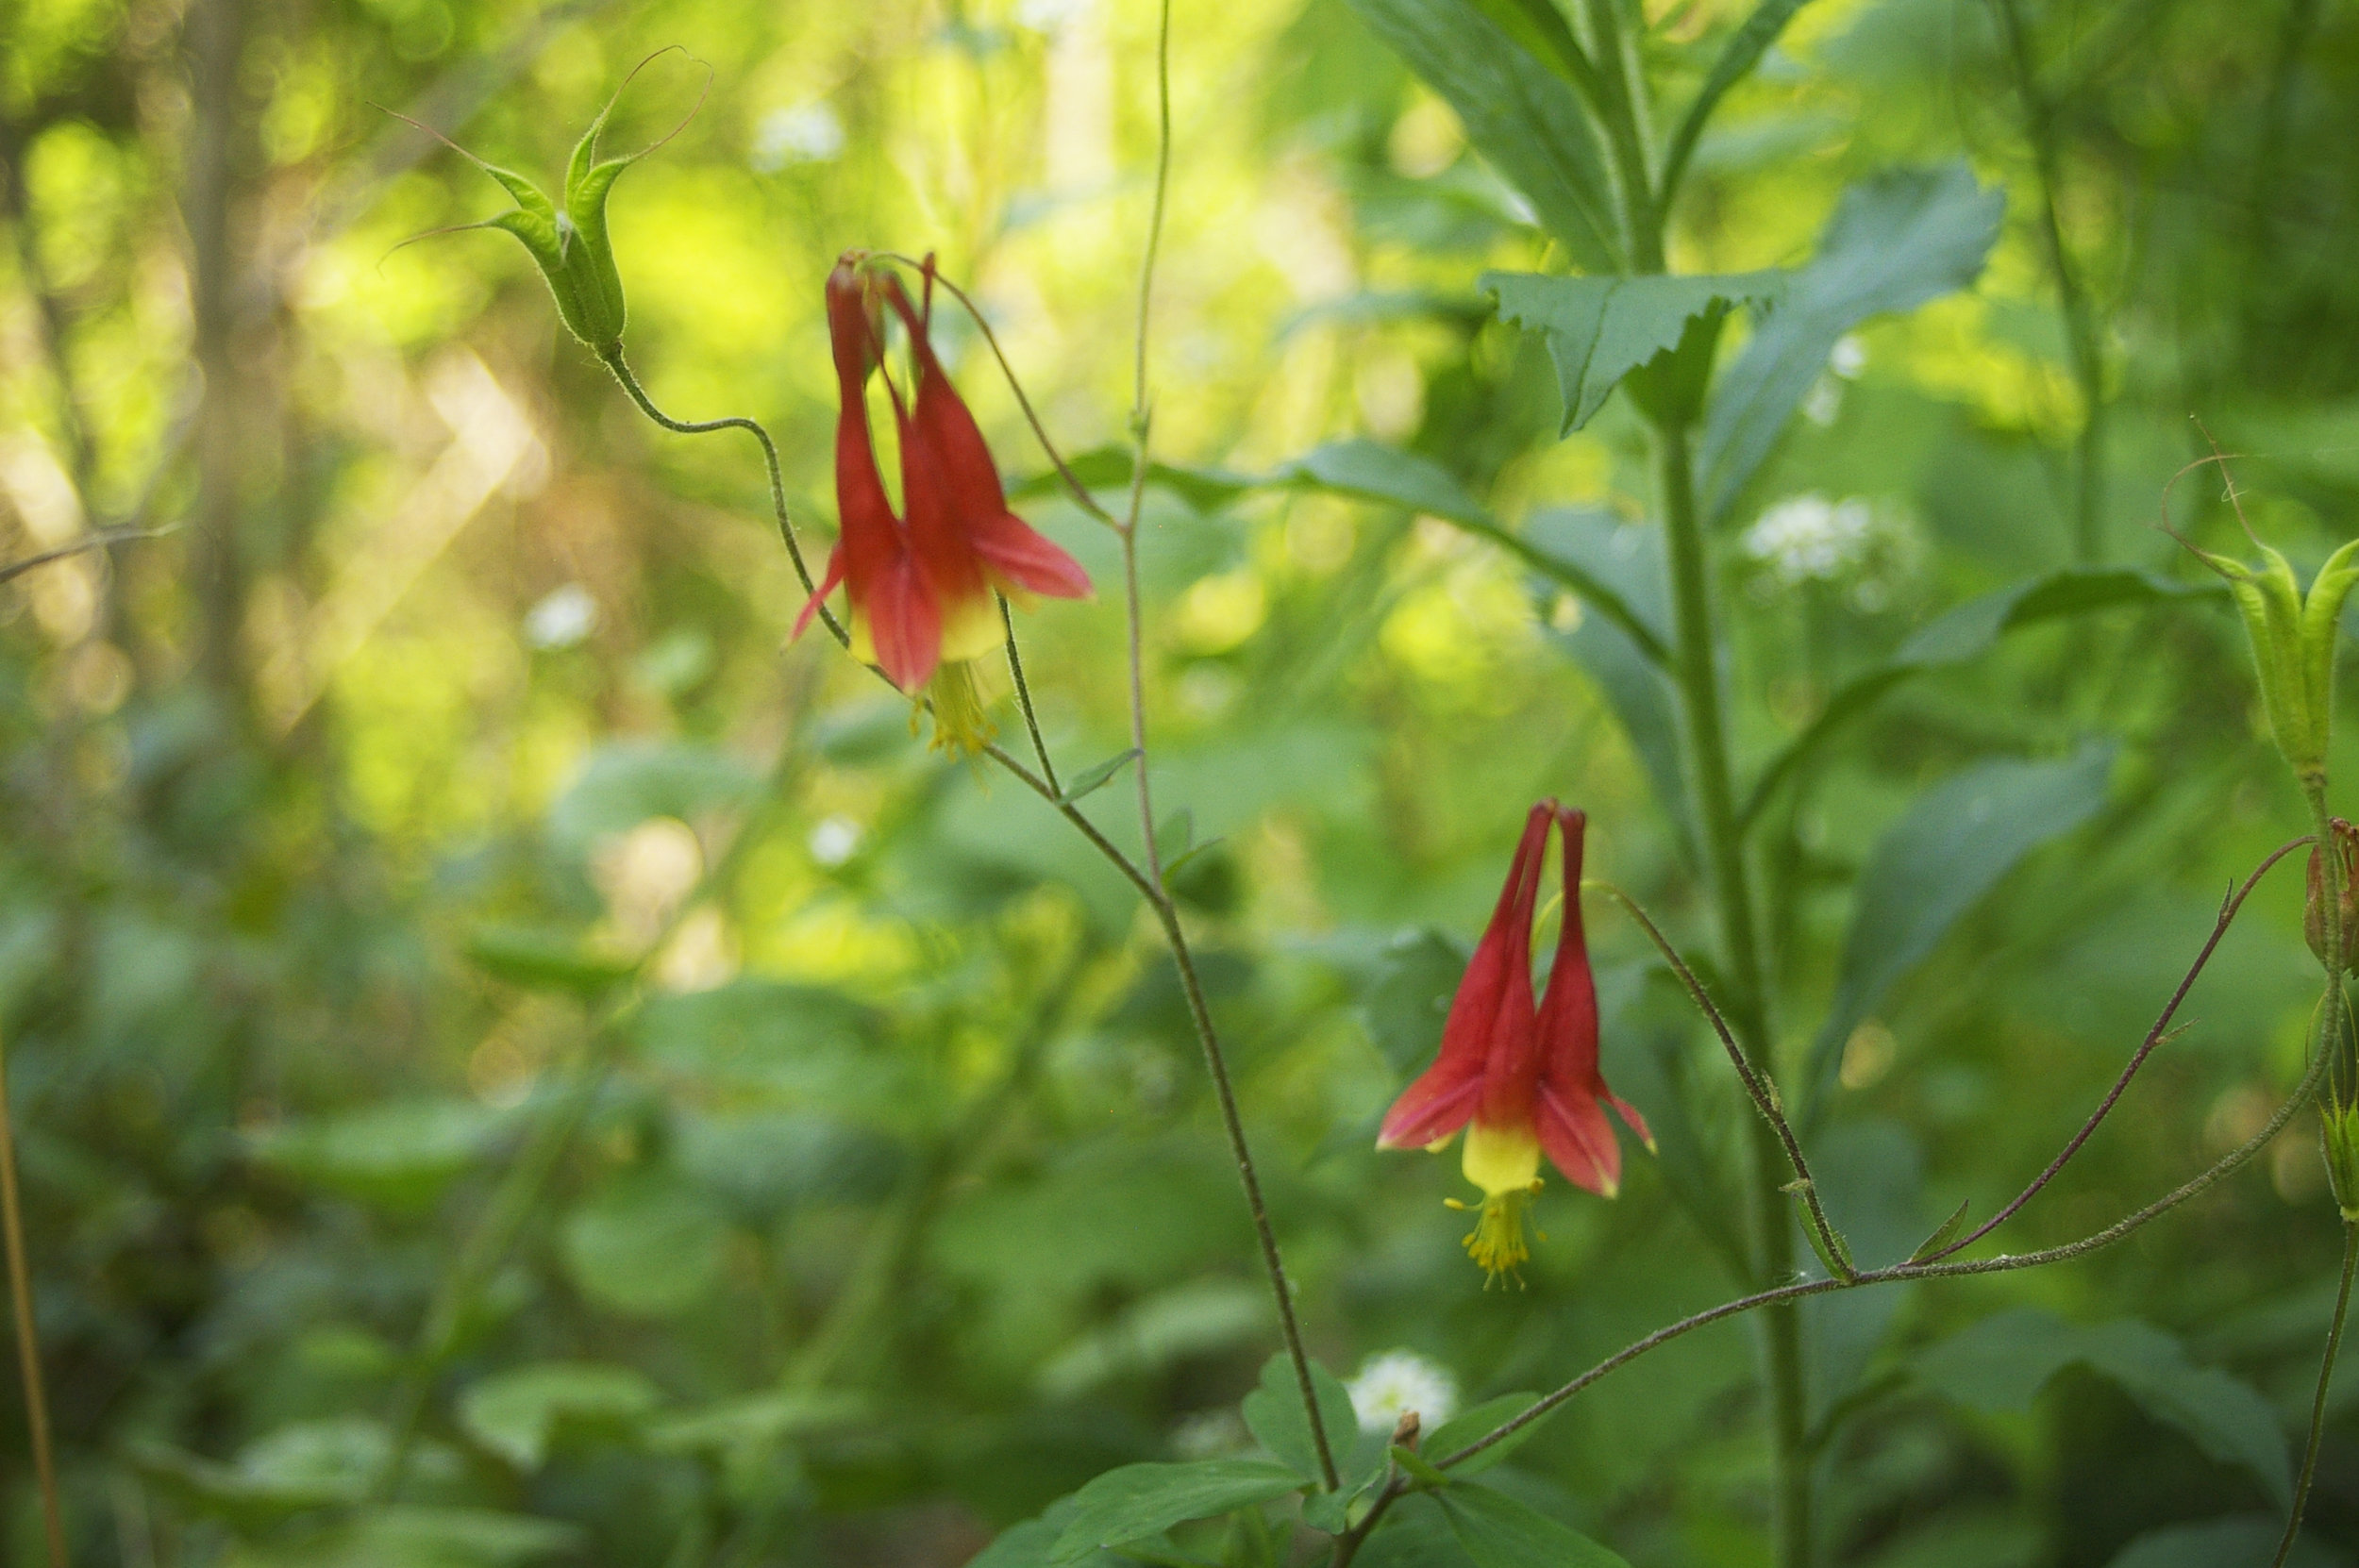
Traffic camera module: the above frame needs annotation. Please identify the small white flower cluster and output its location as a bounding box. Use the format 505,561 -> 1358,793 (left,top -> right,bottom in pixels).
1347,1349 -> 1459,1435
751,103 -> 845,172
1743,494 -> 1876,585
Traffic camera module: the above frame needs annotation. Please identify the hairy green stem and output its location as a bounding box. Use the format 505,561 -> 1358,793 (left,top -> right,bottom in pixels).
1652,417 -> 1811,1562
2278,1217 -> 2357,1567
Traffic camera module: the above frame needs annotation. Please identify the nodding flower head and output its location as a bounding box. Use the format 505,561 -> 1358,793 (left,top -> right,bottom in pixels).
795,253 -> 1091,755
1377,802 -> 1651,1285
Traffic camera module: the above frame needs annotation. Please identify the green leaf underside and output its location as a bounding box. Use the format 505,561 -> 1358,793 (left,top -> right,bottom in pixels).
1486,270 -> 1788,433
1908,1198 -> 1973,1263
1664,0 -> 1819,196
1048,1460 -> 1305,1563
1437,1485 -> 1632,1567
1421,1392 -> 1541,1474
1741,566 -> 2218,827
1801,743 -> 2115,1123
1917,1309 -> 2291,1507
1344,0 -> 1623,270
1240,1352 -> 1361,1484
1699,163 -> 2003,523
1059,748 -> 1142,804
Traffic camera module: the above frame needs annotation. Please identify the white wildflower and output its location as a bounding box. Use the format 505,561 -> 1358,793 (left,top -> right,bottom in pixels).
1742,494 -> 1875,585
751,103 -> 845,172
524,584 -> 597,650
1347,1350 -> 1458,1435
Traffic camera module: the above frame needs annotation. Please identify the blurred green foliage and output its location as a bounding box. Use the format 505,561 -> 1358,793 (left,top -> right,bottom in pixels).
5,0 -> 2359,1563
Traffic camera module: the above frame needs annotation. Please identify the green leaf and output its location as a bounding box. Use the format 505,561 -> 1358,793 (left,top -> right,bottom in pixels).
1049,1460 -> 1305,1563
2105,1515 -> 2342,1568
1361,928 -> 1469,1078
1059,748 -> 1142,804
1354,1495 -> 1475,1568
1485,271 -> 1786,434
644,1389 -> 865,1455
245,1100 -> 513,1214
1241,1353 -> 1362,1483
1740,566 -> 2218,827
1435,1485 -> 1631,1568
463,924 -> 635,995
1547,610 -> 1694,865
1344,0 -> 1625,270
1699,164 -> 2002,523
1917,1310 -> 2291,1507
560,1176 -> 731,1318
545,740 -> 762,857
1800,744 -> 2114,1122
1156,809 -> 1196,863
1390,1444 -> 1450,1488
1419,1393 -> 1540,1475
1908,1198 -> 1973,1263
1660,0 -> 1819,200
456,1362 -> 661,1470
223,1506 -> 582,1568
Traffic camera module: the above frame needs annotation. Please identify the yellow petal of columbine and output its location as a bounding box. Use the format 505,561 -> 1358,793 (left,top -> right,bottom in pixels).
1462,1119 -> 1540,1198
1455,1120 -> 1545,1287
940,592 -> 1003,663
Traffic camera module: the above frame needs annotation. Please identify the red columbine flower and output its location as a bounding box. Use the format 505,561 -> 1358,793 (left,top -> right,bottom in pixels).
881,263 -> 1090,748
795,252 -> 1090,754
796,258 -> 938,692
1378,801 -> 1651,1283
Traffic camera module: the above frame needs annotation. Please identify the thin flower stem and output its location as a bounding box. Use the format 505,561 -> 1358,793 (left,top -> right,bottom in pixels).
597,348 -> 848,648
1105,0 -> 1336,1493
873,253 -> 1120,530
999,594 -> 1061,796
0,524 -> 176,586
1584,878 -> 1849,1278
2276,1216 -> 2358,1568
0,1028 -> 67,1568
1924,834 -> 2311,1261
1429,1037 -> 2335,1477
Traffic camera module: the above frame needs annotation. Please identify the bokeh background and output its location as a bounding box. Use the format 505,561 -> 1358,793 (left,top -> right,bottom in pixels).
6,0 -> 2359,1562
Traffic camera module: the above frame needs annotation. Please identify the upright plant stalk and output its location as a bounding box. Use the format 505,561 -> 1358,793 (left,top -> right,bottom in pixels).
1652,416 -> 1813,1567
1993,0 -> 2106,563
2278,1217 -> 2357,1567
2278,785 -> 2353,1561
0,1029 -> 66,1568
1111,0 -> 1339,1492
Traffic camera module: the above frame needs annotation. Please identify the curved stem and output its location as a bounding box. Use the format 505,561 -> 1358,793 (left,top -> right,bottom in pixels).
874,253 -> 1121,530
1434,1036 -> 2334,1475
0,1029 -> 66,1568
597,348 -> 847,648
999,595 -> 1061,795
2277,1217 -> 2357,1567
1924,834 -> 2312,1260
1586,879 -> 1848,1277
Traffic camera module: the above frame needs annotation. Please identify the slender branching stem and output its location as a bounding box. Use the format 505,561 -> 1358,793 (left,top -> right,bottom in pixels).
1586,878 -> 1849,1276
874,252 -> 1121,530
1,525 -> 176,586
999,595 -> 1061,794
2278,1217 -> 2358,1567
1436,1037 -> 2334,1475
597,348 -> 846,647
0,1028 -> 66,1568
1923,835 -> 2311,1261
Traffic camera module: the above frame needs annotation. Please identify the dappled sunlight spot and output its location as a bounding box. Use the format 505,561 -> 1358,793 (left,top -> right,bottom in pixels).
1174,569 -> 1265,654
745,900 -> 923,989
593,817 -> 705,952
1840,1020 -> 1898,1092
654,906 -> 740,994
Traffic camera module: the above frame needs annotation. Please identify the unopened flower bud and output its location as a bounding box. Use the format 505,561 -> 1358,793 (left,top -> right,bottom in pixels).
2307,818 -> 2359,971
2183,534 -> 2359,792
2324,1102 -> 2359,1222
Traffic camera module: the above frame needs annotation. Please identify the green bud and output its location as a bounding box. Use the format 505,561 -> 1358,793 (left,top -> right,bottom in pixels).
397,50 -> 702,355
2323,1102 -> 2359,1222
2189,536 -> 2359,790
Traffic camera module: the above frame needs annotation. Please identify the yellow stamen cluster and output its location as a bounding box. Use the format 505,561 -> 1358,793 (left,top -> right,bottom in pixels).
923,661 -> 995,756
1447,1184 -> 1546,1288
